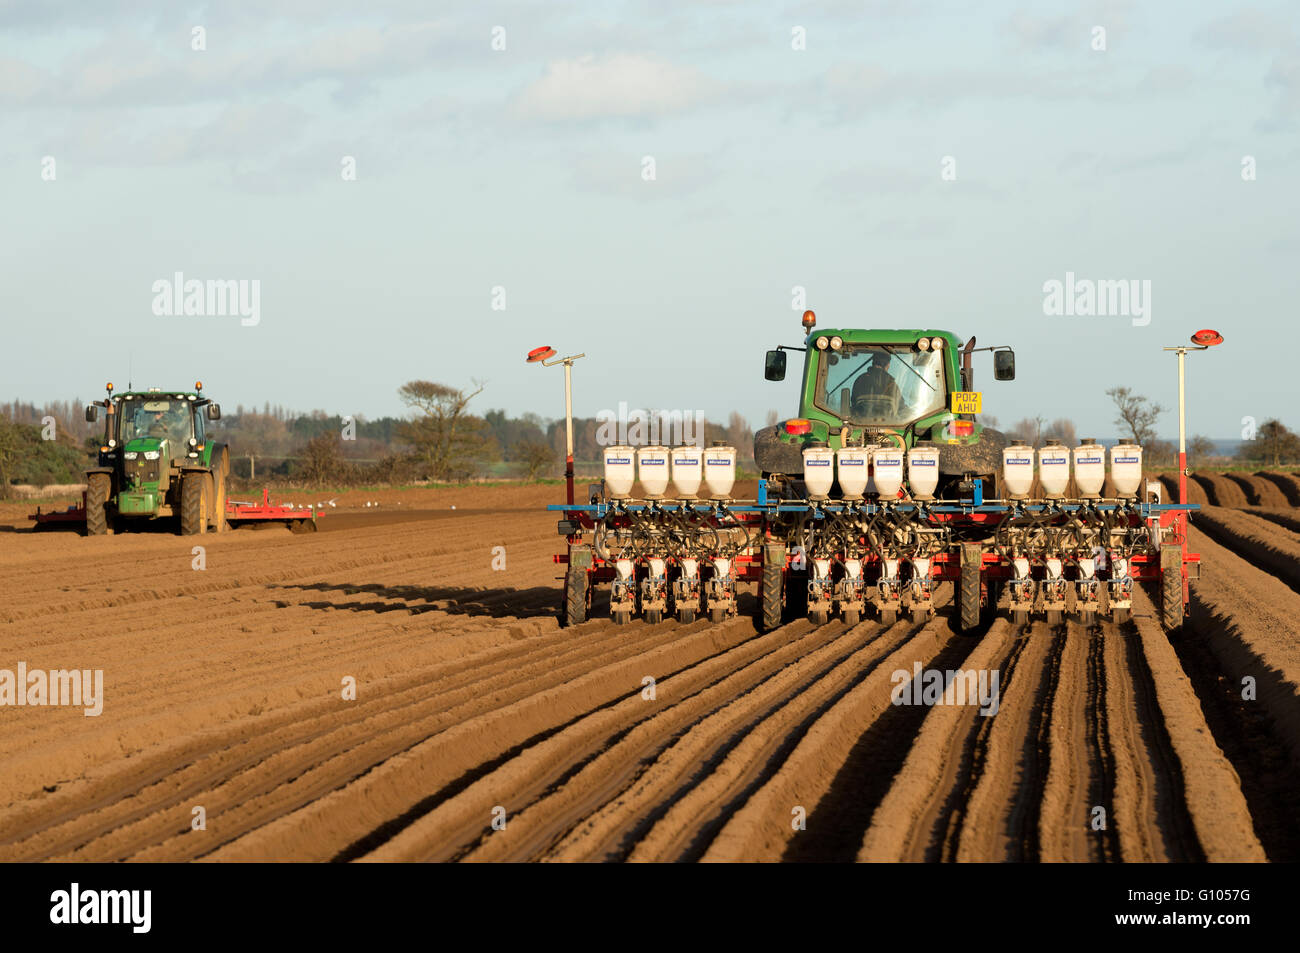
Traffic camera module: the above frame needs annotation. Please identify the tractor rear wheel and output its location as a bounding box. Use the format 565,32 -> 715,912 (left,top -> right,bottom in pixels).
760,544 -> 783,633
211,451 -> 229,533
782,571 -> 808,623
86,473 -> 110,537
1160,545 -> 1184,633
180,472 -> 207,536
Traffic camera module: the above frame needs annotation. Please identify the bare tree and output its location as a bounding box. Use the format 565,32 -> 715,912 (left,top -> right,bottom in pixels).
299,433 -> 350,487
765,408 -> 780,429
1188,435 -> 1215,462
1045,418 -> 1077,446
516,440 -> 554,481
1105,387 -> 1165,446
397,380 -> 494,481
1010,416 -> 1046,447
1238,419 -> 1300,467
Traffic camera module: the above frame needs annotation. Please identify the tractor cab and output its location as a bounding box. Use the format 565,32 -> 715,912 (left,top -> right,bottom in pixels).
756,312 -> 1017,500
82,383 -> 227,535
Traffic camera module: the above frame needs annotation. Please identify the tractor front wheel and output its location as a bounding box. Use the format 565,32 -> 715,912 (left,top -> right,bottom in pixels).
180,472 -> 207,536
86,473 -> 110,537
1160,545 -> 1185,634
957,543 -> 982,632
562,568 -> 588,627
760,544 -> 784,633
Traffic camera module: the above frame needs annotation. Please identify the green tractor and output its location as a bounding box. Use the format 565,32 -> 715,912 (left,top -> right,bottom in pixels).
754,311 -> 1017,500
83,382 -> 229,536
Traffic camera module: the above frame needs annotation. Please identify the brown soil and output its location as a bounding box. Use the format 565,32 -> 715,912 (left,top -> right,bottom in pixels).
1191,473 -> 1249,508
0,484 -> 1293,862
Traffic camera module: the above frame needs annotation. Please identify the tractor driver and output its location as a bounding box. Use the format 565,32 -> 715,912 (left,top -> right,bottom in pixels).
146,408 -> 183,439
850,351 -> 903,411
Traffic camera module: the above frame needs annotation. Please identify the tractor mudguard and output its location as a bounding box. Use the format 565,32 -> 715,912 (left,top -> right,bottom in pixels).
753,425 -> 804,475
937,427 -> 1010,475
85,467 -> 113,476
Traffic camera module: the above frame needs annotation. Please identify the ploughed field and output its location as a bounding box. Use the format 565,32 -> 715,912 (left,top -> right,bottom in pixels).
0,475 -> 1296,862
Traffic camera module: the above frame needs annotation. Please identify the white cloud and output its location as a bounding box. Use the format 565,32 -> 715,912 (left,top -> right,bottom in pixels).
513,53 -> 715,121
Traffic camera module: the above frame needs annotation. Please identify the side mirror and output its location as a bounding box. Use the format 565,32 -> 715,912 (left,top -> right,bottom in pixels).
206,403 -> 221,420
993,350 -> 1016,381
85,405 -> 98,423
764,350 -> 787,382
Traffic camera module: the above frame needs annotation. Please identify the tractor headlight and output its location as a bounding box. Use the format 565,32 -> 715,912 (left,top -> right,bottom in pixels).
814,336 -> 829,350
143,450 -> 160,460
124,452 -> 139,460
829,335 -> 843,350
917,337 -> 931,351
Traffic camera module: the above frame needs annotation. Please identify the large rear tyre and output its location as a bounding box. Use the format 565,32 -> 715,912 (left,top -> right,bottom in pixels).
563,568 -> 589,627
211,450 -> 230,533
1160,545 -> 1185,633
85,473 -> 110,537
180,472 -> 207,536
782,571 -> 808,623
958,544 -> 981,632
760,544 -> 784,633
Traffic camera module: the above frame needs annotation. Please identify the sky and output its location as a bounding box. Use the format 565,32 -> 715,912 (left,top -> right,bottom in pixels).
2,0 -> 1297,441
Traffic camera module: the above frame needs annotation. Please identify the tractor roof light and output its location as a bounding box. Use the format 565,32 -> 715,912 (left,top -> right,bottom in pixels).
830,335 -> 843,350
814,336 -> 829,350
917,337 -> 931,351
930,337 -> 944,350
785,418 -> 813,435
801,310 -> 817,331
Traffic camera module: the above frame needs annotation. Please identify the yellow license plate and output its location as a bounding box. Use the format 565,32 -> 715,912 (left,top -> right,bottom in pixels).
951,391 -> 982,414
